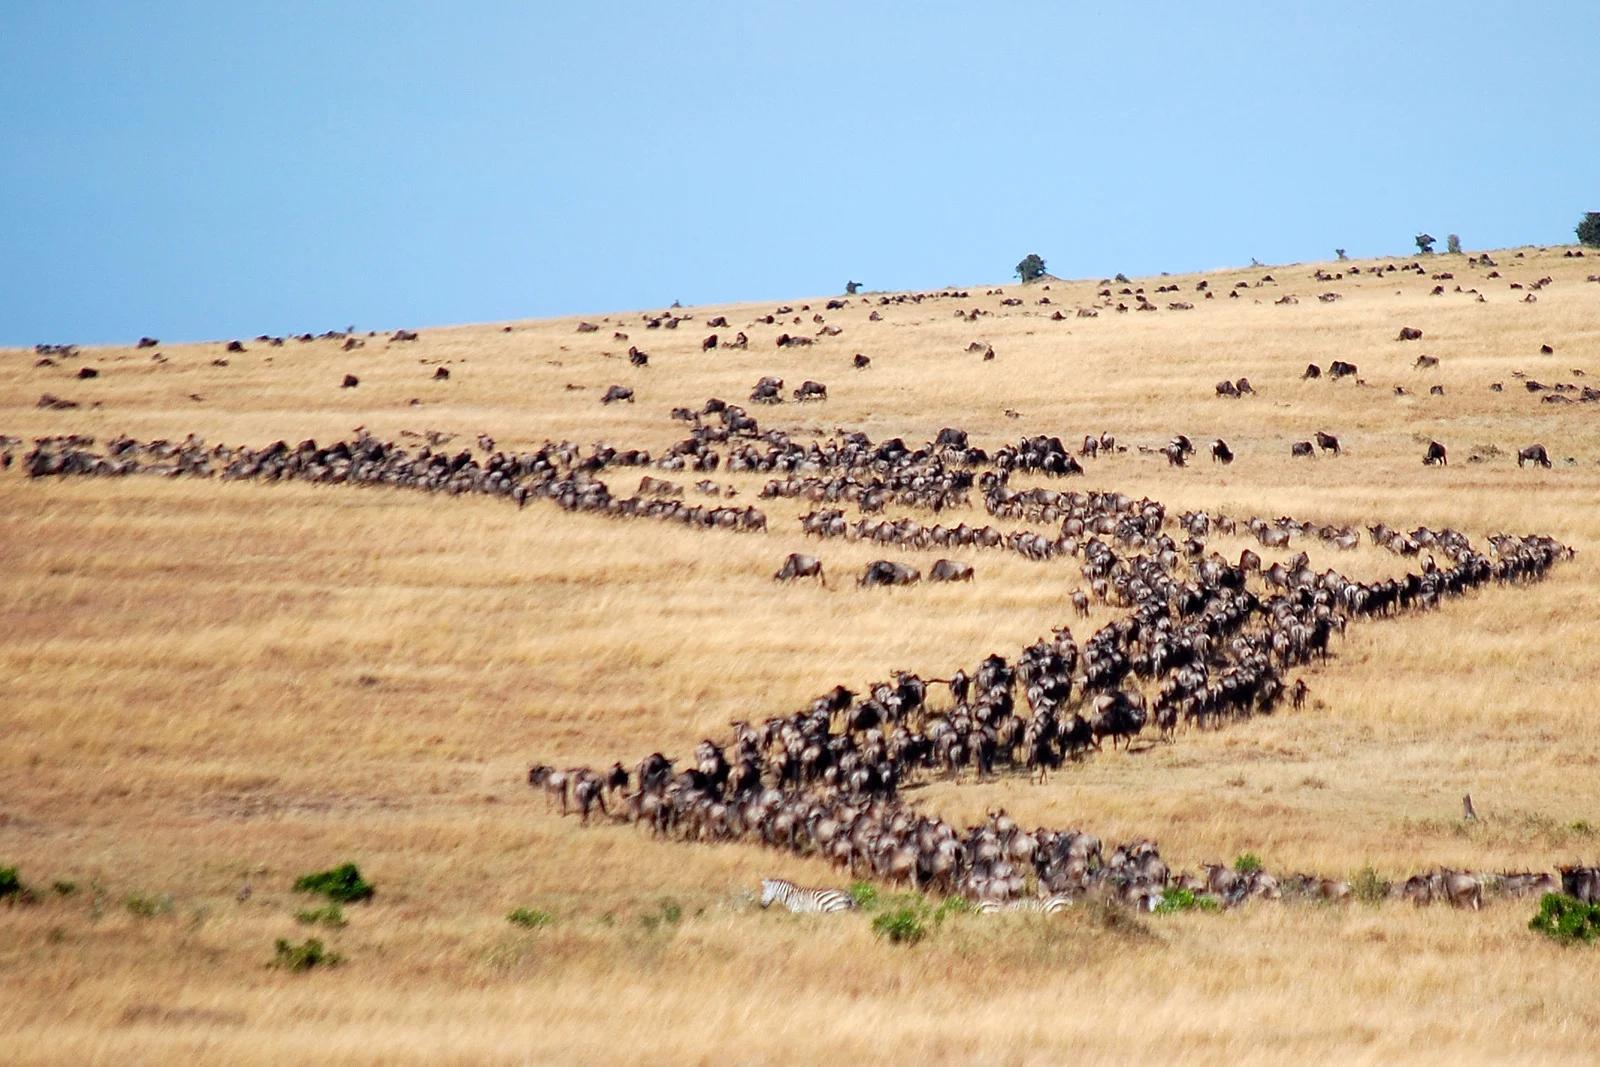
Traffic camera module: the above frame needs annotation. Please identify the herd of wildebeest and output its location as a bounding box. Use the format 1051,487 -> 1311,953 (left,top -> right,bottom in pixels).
12,252 -> 1598,918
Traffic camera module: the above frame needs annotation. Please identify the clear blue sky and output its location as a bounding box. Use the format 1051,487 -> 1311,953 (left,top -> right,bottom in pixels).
2,2 -> 1595,346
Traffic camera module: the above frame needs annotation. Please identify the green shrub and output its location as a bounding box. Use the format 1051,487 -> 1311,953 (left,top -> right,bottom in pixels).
1577,212 -> 1600,249
1415,233 -> 1436,254
1446,234 -> 1462,254
272,937 -> 343,971
871,906 -> 927,945
1529,894 -> 1600,944
1233,853 -> 1263,874
0,867 -> 19,901
125,892 -> 173,918
658,898 -> 682,924
1114,272 -> 1130,283
933,896 -> 974,924
293,863 -> 374,904
1352,866 -> 1389,904
507,907 -> 553,929
1572,820 -> 1595,836
295,904 -> 348,928
52,880 -> 77,897
1015,254 -> 1047,283
848,881 -> 878,909
1153,887 -> 1220,915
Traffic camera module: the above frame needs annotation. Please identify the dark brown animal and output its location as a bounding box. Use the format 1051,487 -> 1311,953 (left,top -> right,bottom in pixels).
1423,440 -> 1447,466
929,559 -> 974,582
774,553 -> 826,585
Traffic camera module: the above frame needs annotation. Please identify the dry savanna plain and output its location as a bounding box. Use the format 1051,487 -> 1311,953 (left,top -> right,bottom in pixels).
4,246 -> 1600,1064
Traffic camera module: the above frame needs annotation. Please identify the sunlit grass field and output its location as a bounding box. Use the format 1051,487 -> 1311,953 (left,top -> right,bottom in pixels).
3,245 -> 1600,1064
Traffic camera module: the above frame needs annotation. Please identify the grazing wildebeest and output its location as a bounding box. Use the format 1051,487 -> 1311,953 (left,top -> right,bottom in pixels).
702,334 -> 718,351
1291,441 -> 1314,457
1210,439 -> 1233,464
1423,440 -> 1447,466
858,560 -> 921,587
602,385 -> 635,404
1397,327 -> 1423,341
1414,354 -> 1439,369
629,346 -> 649,366
76,367 -> 99,379
1430,385 -> 1444,395
1560,865 -> 1600,903
1328,360 -> 1358,380
774,553 -> 825,585
1236,377 -> 1253,395
1517,443 -> 1551,468
1216,379 -> 1240,398
794,381 -> 828,401
1162,441 -> 1186,466
1314,431 -> 1340,455
341,374 -> 359,388
929,559 -> 974,582
137,337 -> 160,348
227,340 -> 246,352
1303,363 -> 1322,379
576,322 -> 599,333
853,354 -> 871,369
432,366 -> 449,380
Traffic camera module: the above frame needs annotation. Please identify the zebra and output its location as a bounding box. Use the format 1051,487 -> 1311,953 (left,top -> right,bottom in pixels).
759,878 -> 855,914
975,895 -> 1074,915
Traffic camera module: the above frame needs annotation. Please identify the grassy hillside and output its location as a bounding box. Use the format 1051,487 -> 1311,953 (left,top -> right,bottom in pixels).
3,245 -> 1599,1064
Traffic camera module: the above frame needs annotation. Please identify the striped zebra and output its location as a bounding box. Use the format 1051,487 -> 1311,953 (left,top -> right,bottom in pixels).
759,878 -> 855,914
975,895 -> 1074,915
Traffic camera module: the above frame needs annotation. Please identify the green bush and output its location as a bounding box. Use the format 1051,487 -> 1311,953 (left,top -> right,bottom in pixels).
848,881 -> 878,909
273,937 -> 343,971
507,907 -> 553,929
52,880 -> 77,897
1415,233 -> 1436,254
1577,213 -> 1600,249
1153,887 -> 1220,915
295,904 -> 348,928
1233,853 -> 1263,874
1015,254 -> 1047,283
933,896 -> 974,924
125,892 -> 173,918
0,867 -> 19,901
1352,866 -> 1389,904
872,906 -> 927,945
293,863 -> 374,904
1529,893 -> 1600,944
1446,234 -> 1462,254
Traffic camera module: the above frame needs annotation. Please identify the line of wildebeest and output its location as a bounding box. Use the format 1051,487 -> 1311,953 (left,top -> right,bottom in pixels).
16,421 -> 1586,910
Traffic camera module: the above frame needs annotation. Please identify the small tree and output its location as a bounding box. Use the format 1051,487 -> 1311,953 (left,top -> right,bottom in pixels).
1578,213 -> 1600,248
1015,254 -> 1046,283
1415,233 -> 1436,254
1446,233 -> 1462,254
1335,248 -> 1348,261
845,280 -> 862,295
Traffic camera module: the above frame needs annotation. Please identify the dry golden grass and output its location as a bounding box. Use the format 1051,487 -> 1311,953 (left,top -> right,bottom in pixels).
3,245 -> 1600,1064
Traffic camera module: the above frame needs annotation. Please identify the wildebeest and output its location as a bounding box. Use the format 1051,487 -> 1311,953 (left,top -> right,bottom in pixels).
929,559 -> 974,582
432,366 -> 450,380
853,354 -> 871,369
1236,377 -> 1253,395
1314,431 -> 1340,455
341,374 -> 359,388
1397,327 -> 1423,341
1210,439 -> 1233,464
1414,354 -> 1439,369
794,381 -> 827,401
1303,363 -> 1322,379
77,367 -> 99,379
602,385 -> 635,404
701,334 -> 718,351
227,340 -> 246,352
1517,443 -> 1551,468
774,553 -> 825,585
1328,360 -> 1358,380
1423,440 -> 1447,466
1291,441 -> 1314,457
1162,441 -> 1186,466
1216,379 -> 1240,398
859,560 -> 921,587
576,322 -> 599,333
1560,865 -> 1600,903
629,346 -> 649,366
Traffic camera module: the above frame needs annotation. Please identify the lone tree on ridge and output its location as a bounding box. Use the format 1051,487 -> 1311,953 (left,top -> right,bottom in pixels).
1015,254 -> 1047,283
